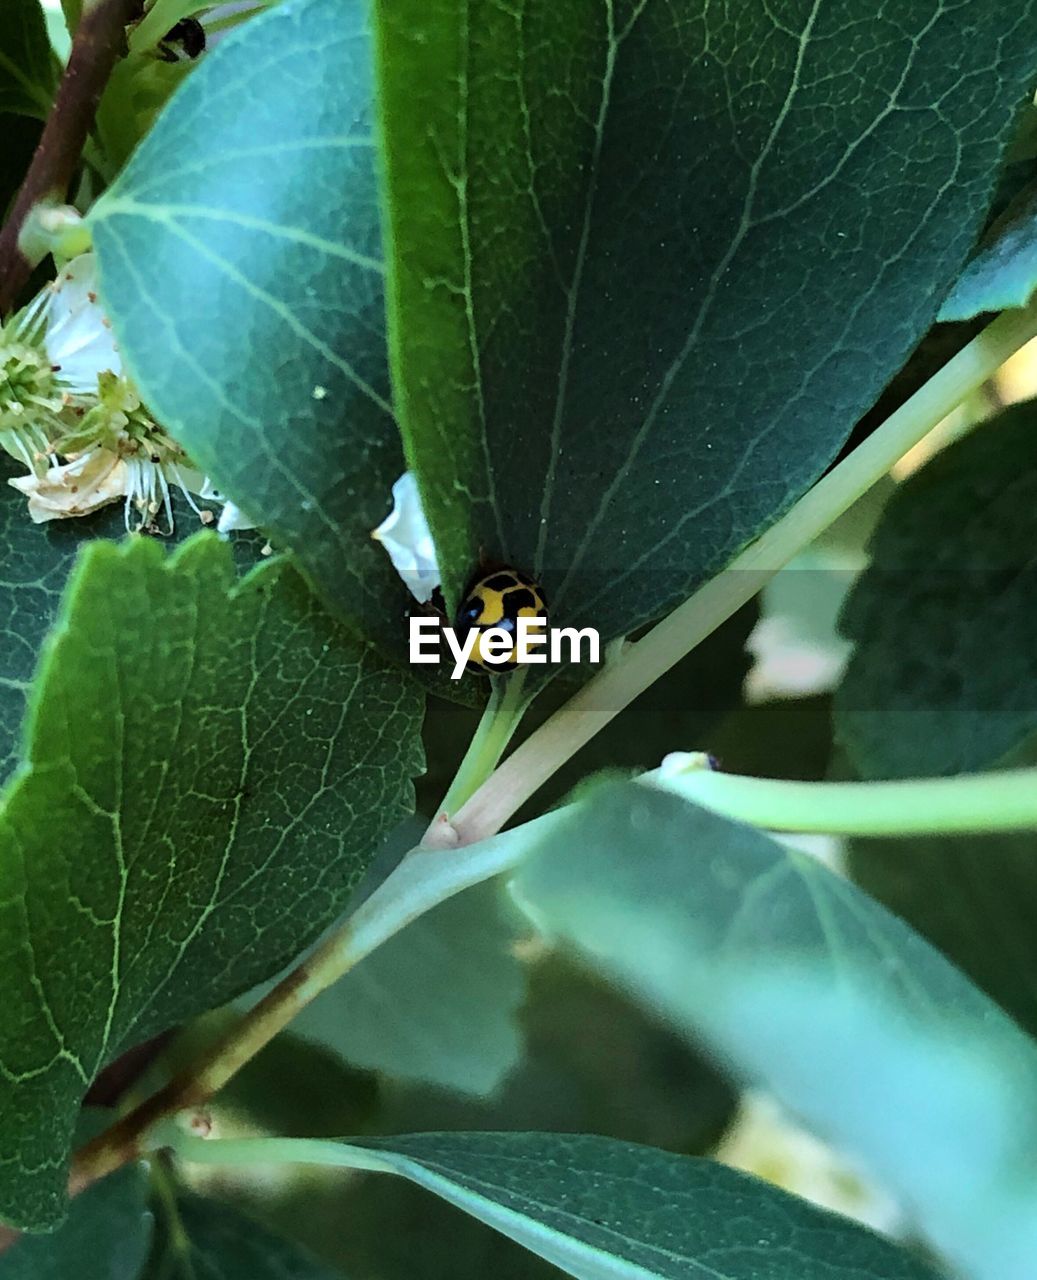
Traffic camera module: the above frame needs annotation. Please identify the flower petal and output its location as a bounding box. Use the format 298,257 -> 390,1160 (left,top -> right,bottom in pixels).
8,447 -> 127,523
44,254 -> 122,394
216,499 -> 256,534
371,471 -> 441,603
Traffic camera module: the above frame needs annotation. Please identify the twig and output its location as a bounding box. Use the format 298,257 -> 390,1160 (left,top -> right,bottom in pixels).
0,0 -> 143,314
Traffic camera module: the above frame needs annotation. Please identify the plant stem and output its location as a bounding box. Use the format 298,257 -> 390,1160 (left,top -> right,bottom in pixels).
443,299 -> 1037,848
0,0 -> 142,314
159,1131 -> 391,1174
69,811 -> 560,1196
645,757 -> 1037,836
436,670 -> 530,820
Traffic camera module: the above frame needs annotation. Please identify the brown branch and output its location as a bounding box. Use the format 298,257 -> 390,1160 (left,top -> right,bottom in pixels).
69,920 -> 355,1198
0,0 -> 144,315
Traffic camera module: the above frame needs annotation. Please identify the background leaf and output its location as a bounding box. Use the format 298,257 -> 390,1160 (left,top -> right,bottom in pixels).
512,780 -> 1037,1280
144,1192 -> 343,1279
376,0 -> 1037,634
849,830 -> 1037,1039
835,402 -> 1037,779
0,536 -> 423,1231
0,1156 -> 150,1278
939,181 -> 1037,320
0,0 -> 55,120
288,881 -> 527,1097
88,0 -> 417,672
0,114 -> 40,222
295,1131 -> 939,1280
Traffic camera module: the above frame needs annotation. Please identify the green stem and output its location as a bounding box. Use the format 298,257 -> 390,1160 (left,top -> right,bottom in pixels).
159,1132 -> 389,1174
436,669 -> 530,819
444,299 -> 1037,849
645,758 -> 1037,837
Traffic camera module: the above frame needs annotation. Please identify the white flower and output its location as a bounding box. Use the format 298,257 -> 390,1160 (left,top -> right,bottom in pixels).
4,254 -> 253,538
0,252 -> 122,475
44,252 -> 121,394
7,372 -> 210,532
371,472 -> 441,603
715,1091 -> 905,1235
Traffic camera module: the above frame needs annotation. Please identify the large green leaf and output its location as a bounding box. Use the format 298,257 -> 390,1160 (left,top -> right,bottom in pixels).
835,402 -> 1037,779
88,0 -> 414,669
0,535 -> 423,1231
0,0 -> 55,120
512,779 -> 1037,1280
376,0 -> 1037,631
256,1131 -> 937,1280
849,830 -> 1037,1039
0,1158 -> 150,1278
143,1192 -> 344,1279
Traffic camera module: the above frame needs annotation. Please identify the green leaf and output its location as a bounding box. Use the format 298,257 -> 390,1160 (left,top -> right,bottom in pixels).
0,0 -> 55,120
0,454 -> 258,789
0,535 -> 423,1231
88,0 -> 416,670
834,401 -> 1037,779
375,0 -> 1037,633
939,181 -> 1037,320
144,1192 -> 343,1279
288,1131 -> 939,1280
512,779 -> 1037,1280
849,830 -> 1037,1039
0,1159 -> 150,1278
289,881 -> 527,1096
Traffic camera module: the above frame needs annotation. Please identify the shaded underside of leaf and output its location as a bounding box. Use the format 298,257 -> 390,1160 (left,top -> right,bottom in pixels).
378,0 -> 1037,636
0,535 -> 424,1231
835,400 -> 1037,778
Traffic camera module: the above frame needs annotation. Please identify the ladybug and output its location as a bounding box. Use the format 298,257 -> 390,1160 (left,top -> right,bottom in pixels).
455,568 -> 548,674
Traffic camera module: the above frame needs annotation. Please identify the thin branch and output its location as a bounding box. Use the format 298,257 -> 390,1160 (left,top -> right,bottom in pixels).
0,0 -> 143,314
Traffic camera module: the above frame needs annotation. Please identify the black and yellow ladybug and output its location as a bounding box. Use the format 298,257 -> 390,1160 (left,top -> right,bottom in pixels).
455,568 -> 548,673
